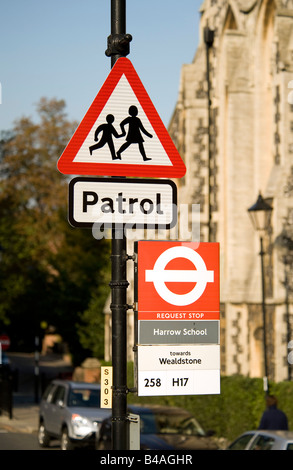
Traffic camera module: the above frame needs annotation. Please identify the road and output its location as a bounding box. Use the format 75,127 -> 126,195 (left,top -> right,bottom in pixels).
0,430 -> 52,450
0,352 -> 74,450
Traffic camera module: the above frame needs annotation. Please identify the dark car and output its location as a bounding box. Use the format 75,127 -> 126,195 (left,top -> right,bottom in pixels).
38,380 -> 111,450
96,404 -> 218,450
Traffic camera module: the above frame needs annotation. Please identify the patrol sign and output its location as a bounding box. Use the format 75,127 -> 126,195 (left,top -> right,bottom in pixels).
69,177 -> 177,228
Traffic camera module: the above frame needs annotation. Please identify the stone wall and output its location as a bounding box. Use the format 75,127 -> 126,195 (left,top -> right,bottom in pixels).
169,0 -> 293,382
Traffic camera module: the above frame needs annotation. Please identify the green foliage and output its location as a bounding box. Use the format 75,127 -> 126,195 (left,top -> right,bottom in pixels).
77,278 -> 110,359
0,98 -> 111,361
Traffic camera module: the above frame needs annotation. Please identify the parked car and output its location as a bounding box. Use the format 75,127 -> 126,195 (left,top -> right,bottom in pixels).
38,379 -> 110,450
226,430 -> 293,450
96,404 -> 218,450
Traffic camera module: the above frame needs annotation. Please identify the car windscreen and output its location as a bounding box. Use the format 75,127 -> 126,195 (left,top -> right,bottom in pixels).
67,388 -> 101,408
140,411 -> 206,436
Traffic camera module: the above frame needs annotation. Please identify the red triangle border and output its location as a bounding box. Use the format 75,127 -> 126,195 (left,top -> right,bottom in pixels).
57,58 -> 186,178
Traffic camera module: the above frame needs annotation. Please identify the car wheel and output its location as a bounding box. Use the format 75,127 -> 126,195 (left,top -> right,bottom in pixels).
60,427 -> 74,450
38,422 -> 50,448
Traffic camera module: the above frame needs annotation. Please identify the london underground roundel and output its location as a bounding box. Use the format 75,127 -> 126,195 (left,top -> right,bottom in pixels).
134,241 -> 220,321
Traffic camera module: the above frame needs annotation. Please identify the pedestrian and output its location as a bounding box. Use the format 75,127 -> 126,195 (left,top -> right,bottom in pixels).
89,114 -> 122,160
116,105 -> 153,161
258,395 -> 289,430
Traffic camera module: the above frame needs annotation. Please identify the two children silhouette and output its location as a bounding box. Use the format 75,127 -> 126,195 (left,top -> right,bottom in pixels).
89,105 -> 152,161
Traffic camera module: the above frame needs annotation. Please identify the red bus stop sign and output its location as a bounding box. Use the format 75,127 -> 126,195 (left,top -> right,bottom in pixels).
0,334 -> 11,351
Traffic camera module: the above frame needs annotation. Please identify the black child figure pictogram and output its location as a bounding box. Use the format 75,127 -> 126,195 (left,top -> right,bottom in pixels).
89,114 -> 122,160
116,105 -> 153,161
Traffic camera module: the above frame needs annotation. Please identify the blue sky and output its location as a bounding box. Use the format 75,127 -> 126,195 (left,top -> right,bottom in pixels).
0,1 -> 202,132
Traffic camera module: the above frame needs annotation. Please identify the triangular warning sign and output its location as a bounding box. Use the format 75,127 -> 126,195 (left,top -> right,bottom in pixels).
57,58 -> 186,178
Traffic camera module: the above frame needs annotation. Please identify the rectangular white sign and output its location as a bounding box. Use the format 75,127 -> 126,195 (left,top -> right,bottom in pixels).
137,344 -> 220,396
69,177 -> 177,228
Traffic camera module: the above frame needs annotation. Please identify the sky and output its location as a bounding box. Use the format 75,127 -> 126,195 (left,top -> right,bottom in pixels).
0,1 -> 202,133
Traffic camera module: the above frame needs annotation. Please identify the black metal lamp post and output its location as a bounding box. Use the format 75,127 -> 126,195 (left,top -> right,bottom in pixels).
248,193 -> 273,394
106,0 -> 132,450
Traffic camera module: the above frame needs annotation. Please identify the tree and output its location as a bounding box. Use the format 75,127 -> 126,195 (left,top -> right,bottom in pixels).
0,98 -> 111,361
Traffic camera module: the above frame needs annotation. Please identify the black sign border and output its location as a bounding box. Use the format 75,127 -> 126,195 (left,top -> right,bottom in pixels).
68,177 -> 177,229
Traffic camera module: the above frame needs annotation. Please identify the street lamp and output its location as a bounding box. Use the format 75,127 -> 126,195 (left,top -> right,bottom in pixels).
248,192 -> 273,394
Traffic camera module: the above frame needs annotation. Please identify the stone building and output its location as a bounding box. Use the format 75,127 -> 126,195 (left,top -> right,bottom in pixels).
169,0 -> 293,383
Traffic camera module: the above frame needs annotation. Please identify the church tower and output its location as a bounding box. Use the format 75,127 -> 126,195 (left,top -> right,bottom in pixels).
169,0 -> 293,383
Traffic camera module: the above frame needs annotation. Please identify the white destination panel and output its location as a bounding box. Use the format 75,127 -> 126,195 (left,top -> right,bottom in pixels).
69,177 -> 177,228
137,344 -> 220,396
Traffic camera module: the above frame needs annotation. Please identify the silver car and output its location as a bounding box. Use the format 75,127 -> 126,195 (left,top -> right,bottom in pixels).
38,379 -> 110,450
226,430 -> 293,450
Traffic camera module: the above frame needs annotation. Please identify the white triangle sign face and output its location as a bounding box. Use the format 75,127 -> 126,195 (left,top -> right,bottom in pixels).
73,75 -> 171,167
57,58 -> 186,178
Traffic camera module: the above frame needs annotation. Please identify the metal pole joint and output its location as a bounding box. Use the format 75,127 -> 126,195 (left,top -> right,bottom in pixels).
112,384 -> 129,396
109,279 -> 129,289
105,33 -> 132,57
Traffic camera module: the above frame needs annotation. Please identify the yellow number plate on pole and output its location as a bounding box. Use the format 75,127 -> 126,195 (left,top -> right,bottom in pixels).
101,366 -> 113,408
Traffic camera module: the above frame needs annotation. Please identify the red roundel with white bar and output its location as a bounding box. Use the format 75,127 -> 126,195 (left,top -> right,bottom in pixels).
135,241 -> 220,321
